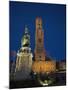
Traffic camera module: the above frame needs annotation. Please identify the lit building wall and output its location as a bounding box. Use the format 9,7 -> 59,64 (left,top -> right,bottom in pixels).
16,48 -> 32,72
32,61 -> 56,73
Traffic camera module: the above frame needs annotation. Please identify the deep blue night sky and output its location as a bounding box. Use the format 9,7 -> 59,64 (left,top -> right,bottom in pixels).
10,1 -> 66,61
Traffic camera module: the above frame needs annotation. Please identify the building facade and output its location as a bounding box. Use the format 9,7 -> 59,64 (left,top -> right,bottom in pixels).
15,26 -> 33,80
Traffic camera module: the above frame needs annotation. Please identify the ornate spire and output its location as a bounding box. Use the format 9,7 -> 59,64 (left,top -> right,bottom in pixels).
21,25 -> 30,47
25,25 -> 29,34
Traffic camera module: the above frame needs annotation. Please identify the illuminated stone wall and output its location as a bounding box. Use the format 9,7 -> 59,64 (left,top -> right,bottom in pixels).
32,60 -> 56,73
15,47 -> 32,72
35,17 -> 45,61
15,47 -> 33,80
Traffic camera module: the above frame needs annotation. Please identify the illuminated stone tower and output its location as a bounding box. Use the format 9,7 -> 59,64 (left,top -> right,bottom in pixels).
32,17 -> 56,74
15,26 -> 33,80
35,17 -> 45,61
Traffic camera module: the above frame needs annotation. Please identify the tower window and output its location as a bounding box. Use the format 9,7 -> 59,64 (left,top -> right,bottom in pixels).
38,39 -> 42,43
38,23 -> 41,29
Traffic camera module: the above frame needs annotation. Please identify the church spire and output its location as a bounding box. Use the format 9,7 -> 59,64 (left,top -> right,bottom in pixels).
21,25 -> 30,47
25,25 -> 29,34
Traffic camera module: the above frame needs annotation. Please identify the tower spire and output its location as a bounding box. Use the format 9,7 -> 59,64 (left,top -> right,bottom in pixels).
25,25 -> 29,34
21,25 -> 30,47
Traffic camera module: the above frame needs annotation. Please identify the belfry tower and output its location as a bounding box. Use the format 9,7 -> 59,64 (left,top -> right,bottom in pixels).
32,17 -> 56,74
35,17 -> 45,61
